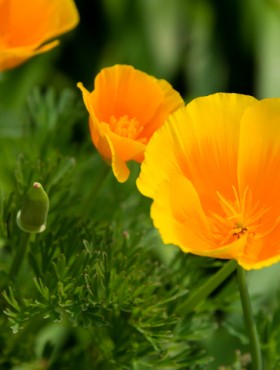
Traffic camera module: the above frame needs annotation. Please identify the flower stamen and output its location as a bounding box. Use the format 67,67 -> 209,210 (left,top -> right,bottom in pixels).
209,186 -> 277,245
232,224 -> 248,239
109,115 -> 145,140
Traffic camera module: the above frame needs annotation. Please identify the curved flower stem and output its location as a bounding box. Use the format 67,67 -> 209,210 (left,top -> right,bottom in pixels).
237,265 -> 262,370
177,259 -> 237,313
9,232 -> 31,279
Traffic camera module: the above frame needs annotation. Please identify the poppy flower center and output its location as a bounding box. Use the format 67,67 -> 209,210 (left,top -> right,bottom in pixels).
109,115 -> 144,140
209,186 -> 279,245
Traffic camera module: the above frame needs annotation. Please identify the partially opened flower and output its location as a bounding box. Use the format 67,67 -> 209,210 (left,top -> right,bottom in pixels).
0,0 -> 79,71
137,93 -> 280,270
77,65 -> 184,182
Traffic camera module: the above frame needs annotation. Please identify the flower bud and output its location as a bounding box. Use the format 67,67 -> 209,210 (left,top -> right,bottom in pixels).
16,182 -> 49,233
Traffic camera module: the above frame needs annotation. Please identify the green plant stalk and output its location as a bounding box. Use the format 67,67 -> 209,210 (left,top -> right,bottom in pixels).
177,259 -> 237,313
9,232 -> 31,279
237,265 -> 263,370
83,164 -> 111,219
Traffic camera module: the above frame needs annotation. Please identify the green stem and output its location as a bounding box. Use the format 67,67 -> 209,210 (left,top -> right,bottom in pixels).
237,265 -> 262,370
82,163 -> 111,219
9,232 -> 31,279
177,259 -> 237,313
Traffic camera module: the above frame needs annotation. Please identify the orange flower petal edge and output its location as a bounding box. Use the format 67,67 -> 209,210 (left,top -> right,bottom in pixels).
0,0 -> 79,71
137,92 -> 280,270
77,64 -> 184,182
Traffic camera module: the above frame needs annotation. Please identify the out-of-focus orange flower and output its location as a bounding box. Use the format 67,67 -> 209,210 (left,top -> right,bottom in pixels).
137,93 -> 280,270
77,65 -> 184,182
0,0 -> 79,71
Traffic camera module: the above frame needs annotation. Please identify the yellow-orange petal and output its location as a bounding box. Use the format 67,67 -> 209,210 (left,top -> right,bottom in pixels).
137,107 -> 187,198
79,81 -> 146,182
139,78 -> 184,140
238,226 -> 280,270
151,174 -> 247,259
77,82 -> 96,120
137,93 -> 256,203
0,41 -> 59,71
78,65 -> 183,182
0,0 -> 9,39
78,83 -> 112,162
105,131 -> 146,182
238,98 -> 280,220
0,0 -> 79,71
48,0 -> 80,38
88,119 -> 112,161
183,93 -> 257,200
7,0 -> 79,45
91,65 -> 164,125
89,117 -> 137,183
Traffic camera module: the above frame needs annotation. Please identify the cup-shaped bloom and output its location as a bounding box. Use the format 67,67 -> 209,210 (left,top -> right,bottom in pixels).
17,182 -> 49,233
137,93 -> 280,270
77,65 -> 184,182
0,0 -> 79,71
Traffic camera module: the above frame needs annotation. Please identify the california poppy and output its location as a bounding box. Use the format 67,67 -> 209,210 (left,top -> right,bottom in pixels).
0,0 -> 79,71
137,93 -> 280,270
77,65 -> 184,182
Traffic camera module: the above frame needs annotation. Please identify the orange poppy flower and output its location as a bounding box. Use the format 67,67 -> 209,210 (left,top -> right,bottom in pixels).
77,65 -> 184,182
137,93 -> 280,270
0,0 -> 79,71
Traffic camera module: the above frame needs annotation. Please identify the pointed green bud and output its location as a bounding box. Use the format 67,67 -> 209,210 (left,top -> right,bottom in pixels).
16,182 -> 49,233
